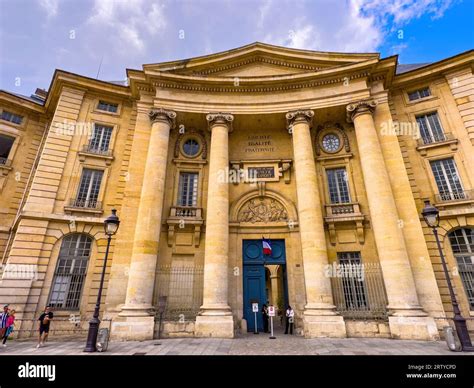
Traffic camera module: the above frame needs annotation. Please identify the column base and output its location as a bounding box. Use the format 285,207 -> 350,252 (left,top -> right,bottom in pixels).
118,304 -> 154,317
195,314 -> 234,338
303,314 -> 347,338
389,316 -> 439,340
110,315 -> 155,341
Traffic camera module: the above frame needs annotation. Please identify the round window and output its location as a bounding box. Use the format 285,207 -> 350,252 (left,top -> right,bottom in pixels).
321,133 -> 341,153
182,138 -> 200,157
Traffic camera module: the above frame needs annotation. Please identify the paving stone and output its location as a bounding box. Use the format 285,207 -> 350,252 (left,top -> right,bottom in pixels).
1,335 -> 472,356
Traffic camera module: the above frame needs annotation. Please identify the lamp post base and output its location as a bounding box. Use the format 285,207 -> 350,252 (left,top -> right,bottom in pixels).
84,317 -> 100,352
453,317 -> 474,352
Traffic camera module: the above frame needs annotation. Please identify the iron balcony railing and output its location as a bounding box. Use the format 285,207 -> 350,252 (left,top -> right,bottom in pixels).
435,189 -> 473,203
155,265 -> 204,321
417,132 -> 455,146
81,143 -> 113,157
325,202 -> 361,216
169,206 -> 202,218
330,262 -> 388,320
68,198 -> 103,210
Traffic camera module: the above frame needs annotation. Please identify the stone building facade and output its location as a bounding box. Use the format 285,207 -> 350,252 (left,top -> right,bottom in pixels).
0,43 -> 473,340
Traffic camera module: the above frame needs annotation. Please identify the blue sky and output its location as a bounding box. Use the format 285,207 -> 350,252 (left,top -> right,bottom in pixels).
1,0 -> 473,96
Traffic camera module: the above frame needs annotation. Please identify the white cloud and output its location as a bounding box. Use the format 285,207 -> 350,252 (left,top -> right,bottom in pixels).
289,25 -> 319,49
87,0 -> 167,54
119,25 -> 145,52
256,0 -> 456,53
257,0 -> 273,30
146,3 -> 166,35
355,0 -> 455,28
38,0 -> 59,19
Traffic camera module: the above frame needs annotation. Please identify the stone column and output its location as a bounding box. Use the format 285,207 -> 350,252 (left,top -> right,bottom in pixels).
195,113 -> 234,338
287,109 -> 346,338
373,96 -> 445,329
269,266 -> 280,307
347,100 -> 438,340
112,108 -> 176,340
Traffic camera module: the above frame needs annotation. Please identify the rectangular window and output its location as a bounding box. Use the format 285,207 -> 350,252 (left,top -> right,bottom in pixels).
178,172 -> 198,207
408,87 -> 431,101
416,112 -> 445,144
0,135 -> 15,165
326,168 -> 351,204
456,255 -> 474,309
449,229 -> 474,309
338,252 -> 368,310
49,234 -> 92,309
76,169 -> 103,208
88,124 -> 113,153
0,110 -> 23,125
430,158 -> 465,201
97,101 -> 118,113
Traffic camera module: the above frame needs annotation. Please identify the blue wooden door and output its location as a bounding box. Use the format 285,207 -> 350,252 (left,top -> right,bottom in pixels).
243,265 -> 266,332
242,239 -> 287,332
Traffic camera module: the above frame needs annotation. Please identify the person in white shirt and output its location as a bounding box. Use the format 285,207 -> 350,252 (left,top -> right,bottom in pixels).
284,305 -> 295,335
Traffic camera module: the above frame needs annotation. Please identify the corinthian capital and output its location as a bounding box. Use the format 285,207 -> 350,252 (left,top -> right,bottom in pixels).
149,108 -> 177,128
346,100 -> 377,123
286,109 -> 314,131
206,112 -> 234,132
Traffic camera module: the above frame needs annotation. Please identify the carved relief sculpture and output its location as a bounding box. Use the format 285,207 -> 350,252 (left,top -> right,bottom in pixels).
238,198 -> 288,223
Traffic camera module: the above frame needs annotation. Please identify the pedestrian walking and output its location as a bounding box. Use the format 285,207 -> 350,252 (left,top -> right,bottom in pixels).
2,309 -> 15,347
0,305 -> 9,339
37,306 -> 53,348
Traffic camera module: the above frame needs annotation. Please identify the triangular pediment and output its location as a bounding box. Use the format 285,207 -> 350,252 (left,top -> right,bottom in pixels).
194,58 -> 314,77
143,42 -> 380,78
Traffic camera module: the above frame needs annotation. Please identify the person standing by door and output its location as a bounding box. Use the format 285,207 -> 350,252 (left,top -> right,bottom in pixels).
284,305 -> 294,335
262,304 -> 269,333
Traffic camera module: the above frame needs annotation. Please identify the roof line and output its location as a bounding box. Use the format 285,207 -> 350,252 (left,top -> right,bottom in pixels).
394,49 -> 474,77
142,41 -> 380,68
0,89 -> 44,108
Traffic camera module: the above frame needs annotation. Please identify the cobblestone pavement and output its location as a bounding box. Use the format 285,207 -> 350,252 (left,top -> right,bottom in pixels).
0,329 -> 470,356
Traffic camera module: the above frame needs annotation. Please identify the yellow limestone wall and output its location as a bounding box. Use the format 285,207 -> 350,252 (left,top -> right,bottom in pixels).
0,47 -> 472,340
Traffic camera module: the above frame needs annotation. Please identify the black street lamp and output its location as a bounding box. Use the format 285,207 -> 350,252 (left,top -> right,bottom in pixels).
84,209 -> 120,352
421,200 -> 474,352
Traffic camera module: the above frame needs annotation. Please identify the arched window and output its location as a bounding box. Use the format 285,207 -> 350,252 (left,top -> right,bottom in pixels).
448,228 -> 474,309
48,234 -> 93,310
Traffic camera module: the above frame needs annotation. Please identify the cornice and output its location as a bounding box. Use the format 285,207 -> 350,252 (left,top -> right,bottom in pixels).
153,71 -> 370,93
44,70 -> 132,114
153,87 -> 370,114
0,91 -> 45,113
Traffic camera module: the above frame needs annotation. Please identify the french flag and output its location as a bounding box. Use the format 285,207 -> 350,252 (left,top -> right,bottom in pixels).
262,237 -> 272,256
